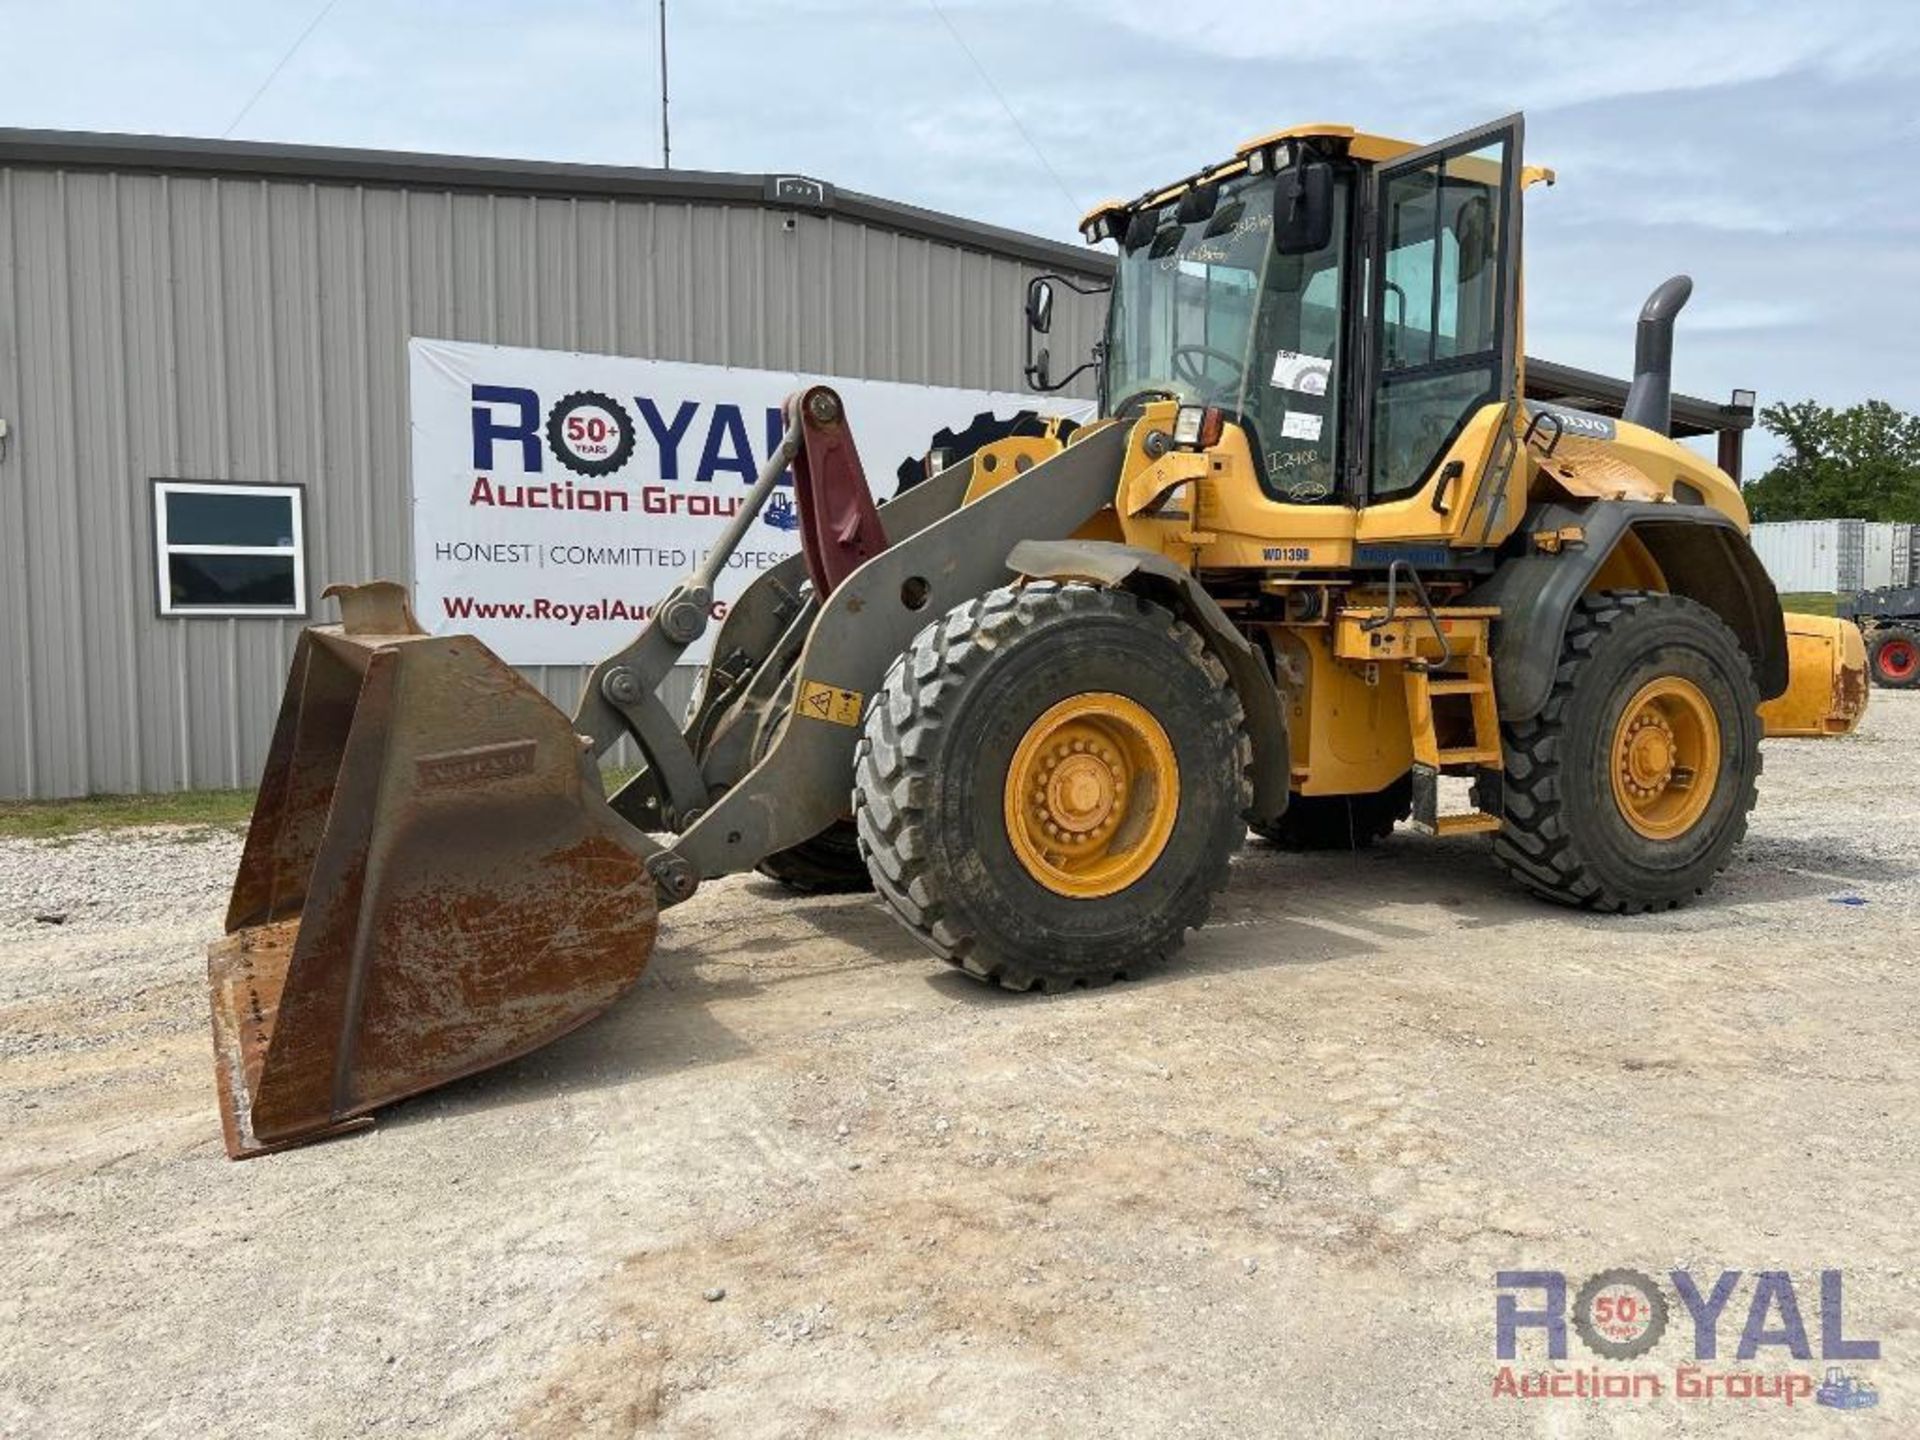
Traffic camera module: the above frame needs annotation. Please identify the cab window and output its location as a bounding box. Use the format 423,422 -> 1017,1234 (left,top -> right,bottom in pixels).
1241,177 -> 1348,504
1370,136 -> 1510,501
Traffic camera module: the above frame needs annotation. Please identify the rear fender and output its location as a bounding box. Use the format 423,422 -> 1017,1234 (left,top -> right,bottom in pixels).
1468,502 -> 1790,720
1003,538 -> 1291,829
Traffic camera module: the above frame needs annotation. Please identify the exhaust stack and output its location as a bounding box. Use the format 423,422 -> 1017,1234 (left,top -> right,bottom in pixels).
1621,274 -> 1693,437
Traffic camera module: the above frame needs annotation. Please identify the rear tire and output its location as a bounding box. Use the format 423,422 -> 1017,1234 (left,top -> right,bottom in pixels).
1249,775 -> 1411,850
1867,626 -> 1920,689
1493,590 -> 1761,912
854,582 -> 1250,991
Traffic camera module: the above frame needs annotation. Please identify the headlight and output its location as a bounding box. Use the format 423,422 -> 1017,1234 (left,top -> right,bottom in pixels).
1172,405 -> 1223,449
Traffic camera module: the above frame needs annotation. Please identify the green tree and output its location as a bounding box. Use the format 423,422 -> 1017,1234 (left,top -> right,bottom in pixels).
1743,399 -> 1920,523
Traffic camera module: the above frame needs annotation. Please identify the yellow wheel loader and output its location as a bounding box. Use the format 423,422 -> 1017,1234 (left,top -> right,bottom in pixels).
208,113 -> 1868,1158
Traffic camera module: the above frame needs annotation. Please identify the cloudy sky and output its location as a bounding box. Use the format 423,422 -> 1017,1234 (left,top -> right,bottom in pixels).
5,0 -> 1917,469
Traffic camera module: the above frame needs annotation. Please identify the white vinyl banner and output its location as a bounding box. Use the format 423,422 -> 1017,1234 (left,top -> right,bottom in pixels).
408,338 -> 1095,665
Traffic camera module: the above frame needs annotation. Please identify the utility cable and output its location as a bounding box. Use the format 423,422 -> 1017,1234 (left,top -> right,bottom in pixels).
222,0 -> 344,138
924,0 -> 1084,222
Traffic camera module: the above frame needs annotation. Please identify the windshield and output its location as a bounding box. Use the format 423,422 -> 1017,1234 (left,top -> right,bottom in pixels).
1104,168 -> 1350,503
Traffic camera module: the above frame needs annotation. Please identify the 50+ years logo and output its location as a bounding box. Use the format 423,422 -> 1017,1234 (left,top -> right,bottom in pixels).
544,391 -> 636,478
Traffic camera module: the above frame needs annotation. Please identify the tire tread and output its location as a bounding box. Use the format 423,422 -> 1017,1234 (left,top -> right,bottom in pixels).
1491,590 -> 1760,913
853,581 -> 1250,991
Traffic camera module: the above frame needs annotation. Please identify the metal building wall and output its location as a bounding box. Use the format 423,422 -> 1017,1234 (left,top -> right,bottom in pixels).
0,152 -> 1106,799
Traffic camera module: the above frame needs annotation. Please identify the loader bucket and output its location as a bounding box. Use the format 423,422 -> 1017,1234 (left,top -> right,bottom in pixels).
208,582 -> 662,1158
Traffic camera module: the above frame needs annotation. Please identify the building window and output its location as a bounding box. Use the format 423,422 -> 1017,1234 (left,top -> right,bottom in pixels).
152,480 -> 307,617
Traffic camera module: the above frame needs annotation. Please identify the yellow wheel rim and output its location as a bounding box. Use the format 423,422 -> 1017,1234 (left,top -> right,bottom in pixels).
1609,676 -> 1721,840
1003,693 -> 1179,899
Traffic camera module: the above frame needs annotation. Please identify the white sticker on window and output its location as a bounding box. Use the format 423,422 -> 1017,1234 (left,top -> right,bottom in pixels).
1269,349 -> 1331,395
1280,411 -> 1324,442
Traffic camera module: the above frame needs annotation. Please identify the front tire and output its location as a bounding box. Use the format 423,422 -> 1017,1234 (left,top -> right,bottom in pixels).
1493,591 -> 1761,912
854,582 -> 1250,991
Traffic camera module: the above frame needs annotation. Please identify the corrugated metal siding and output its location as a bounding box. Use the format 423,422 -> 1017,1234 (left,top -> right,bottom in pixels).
0,162 -> 1104,799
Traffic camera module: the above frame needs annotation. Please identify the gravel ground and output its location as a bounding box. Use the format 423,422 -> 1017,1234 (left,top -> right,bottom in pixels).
2,694 -> 1917,1438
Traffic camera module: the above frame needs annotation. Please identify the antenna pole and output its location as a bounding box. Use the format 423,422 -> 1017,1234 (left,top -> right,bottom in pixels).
658,0 -> 671,169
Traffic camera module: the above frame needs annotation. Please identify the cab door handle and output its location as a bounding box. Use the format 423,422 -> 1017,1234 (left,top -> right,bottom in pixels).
1432,459 -> 1465,514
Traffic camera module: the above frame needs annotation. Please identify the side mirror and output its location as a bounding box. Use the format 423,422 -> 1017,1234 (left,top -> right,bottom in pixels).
1026,277 -> 1055,336
1021,271 -> 1108,394
1273,161 -> 1334,257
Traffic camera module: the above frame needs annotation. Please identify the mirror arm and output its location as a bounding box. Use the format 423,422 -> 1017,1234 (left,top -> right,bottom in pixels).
1050,273 -> 1112,297
1027,269 -> 1113,300
1027,354 -> 1102,394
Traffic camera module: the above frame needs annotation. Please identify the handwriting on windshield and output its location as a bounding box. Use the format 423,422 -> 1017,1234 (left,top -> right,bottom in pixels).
1157,212 -> 1271,272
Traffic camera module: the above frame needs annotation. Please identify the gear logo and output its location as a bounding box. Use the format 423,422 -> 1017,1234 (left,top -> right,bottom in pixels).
1572,1268 -> 1670,1359
545,391 -> 636,478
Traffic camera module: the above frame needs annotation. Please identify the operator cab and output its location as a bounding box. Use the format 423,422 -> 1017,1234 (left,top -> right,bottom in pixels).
1029,118 -> 1529,522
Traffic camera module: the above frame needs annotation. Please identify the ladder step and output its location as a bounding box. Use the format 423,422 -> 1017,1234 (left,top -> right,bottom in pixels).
1436,746 -> 1503,767
1432,813 -> 1503,837
1426,678 -> 1487,696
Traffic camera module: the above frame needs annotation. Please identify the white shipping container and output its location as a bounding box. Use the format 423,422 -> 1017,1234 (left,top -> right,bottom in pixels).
1863,522 -> 1900,591
1748,519 -> 1866,594
1894,523 -> 1920,587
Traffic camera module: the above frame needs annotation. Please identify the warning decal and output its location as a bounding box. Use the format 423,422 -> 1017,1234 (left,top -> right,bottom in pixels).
797,681 -> 864,727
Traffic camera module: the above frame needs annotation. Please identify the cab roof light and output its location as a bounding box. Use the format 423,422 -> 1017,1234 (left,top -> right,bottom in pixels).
1079,202 -> 1129,245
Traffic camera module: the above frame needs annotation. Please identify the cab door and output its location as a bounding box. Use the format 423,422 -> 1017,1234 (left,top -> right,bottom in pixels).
1354,114 -> 1525,545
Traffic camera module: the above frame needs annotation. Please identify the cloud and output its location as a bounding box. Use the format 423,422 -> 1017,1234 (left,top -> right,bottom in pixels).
0,0 -> 1915,472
